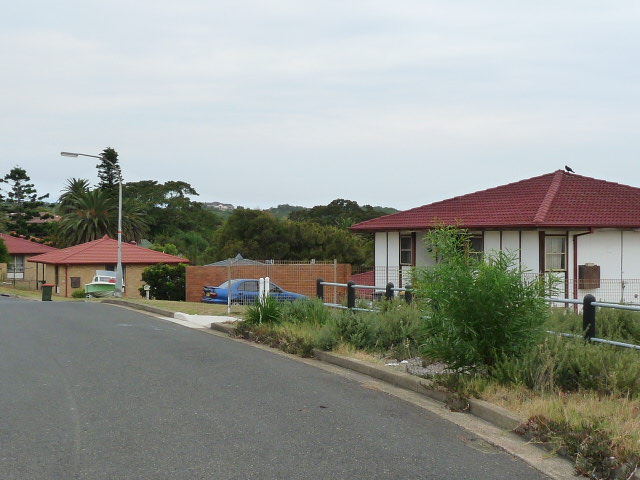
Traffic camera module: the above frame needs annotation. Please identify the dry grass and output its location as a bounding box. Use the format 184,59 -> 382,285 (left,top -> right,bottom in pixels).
479,385 -> 640,460
332,343 -> 387,365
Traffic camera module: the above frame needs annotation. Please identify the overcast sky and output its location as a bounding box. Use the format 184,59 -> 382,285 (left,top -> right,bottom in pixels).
2,1 -> 639,211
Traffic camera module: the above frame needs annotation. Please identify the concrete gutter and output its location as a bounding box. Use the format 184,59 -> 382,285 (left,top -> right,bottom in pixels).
100,299 -> 239,329
312,350 -> 522,431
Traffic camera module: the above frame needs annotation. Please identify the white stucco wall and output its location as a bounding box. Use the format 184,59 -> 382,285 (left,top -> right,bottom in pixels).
575,230 -> 622,279
501,231 -> 520,258
622,231 -> 640,279
484,231 -> 500,253
520,231 -> 539,273
415,231 -> 434,267
374,231 -> 400,288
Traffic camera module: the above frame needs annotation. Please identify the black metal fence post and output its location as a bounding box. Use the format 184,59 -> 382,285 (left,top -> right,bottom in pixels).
347,281 -> 355,309
316,278 -> 324,300
404,285 -> 412,304
385,282 -> 394,301
583,294 -> 596,340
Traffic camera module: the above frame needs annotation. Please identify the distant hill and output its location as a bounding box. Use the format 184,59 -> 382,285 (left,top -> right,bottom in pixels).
201,200 -> 398,223
265,204 -> 306,219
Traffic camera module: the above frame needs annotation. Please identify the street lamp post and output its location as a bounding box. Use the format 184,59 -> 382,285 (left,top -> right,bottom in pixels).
61,151 -> 124,298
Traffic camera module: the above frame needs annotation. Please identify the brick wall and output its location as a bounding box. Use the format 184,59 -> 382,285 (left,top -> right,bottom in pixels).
186,263 -> 352,303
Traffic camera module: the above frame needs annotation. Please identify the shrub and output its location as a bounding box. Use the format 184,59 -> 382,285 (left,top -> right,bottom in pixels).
72,289 -> 86,299
330,310 -> 379,350
244,296 -> 282,325
413,226 -> 549,370
491,335 -> 640,395
372,301 -> 423,358
139,263 -> 186,301
546,307 -> 640,344
279,298 -> 331,326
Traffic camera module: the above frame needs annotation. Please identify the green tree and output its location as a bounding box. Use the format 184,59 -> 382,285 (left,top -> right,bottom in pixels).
149,243 -> 180,256
289,198 -> 396,228
96,147 -> 120,192
208,208 -> 371,264
0,210 -> 8,233
0,237 -> 9,264
210,208 -> 290,260
0,166 -> 50,237
140,263 -> 186,301
124,180 -> 222,240
57,178 -> 90,214
56,188 -> 147,247
412,226 -> 549,370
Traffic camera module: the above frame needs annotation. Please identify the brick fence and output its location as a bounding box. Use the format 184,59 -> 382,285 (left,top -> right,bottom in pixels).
185,262 -> 352,303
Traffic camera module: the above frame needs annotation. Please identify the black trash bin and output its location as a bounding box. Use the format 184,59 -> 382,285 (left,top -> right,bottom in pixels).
41,284 -> 54,301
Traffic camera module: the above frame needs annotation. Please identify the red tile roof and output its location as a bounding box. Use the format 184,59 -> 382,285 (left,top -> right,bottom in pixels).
0,233 -> 58,255
351,170 -> 640,232
27,235 -> 189,265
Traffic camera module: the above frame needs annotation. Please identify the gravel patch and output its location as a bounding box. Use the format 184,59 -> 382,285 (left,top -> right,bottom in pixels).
384,358 -> 454,376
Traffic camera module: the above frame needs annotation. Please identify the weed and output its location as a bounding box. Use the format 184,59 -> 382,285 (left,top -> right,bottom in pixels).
244,296 -> 282,325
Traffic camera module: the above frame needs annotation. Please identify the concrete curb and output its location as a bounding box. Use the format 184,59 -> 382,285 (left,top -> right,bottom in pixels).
313,350 -> 522,431
210,322 -> 236,335
100,299 -> 176,318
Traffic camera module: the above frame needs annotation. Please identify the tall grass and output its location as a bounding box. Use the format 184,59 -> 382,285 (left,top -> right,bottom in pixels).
546,307 -> 640,344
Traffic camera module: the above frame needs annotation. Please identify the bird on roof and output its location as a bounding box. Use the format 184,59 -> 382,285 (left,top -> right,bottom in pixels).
565,165 -> 575,173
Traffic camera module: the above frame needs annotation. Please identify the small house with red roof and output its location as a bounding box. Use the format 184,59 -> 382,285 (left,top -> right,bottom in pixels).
28,235 -> 189,298
0,233 -> 58,288
350,170 -> 640,303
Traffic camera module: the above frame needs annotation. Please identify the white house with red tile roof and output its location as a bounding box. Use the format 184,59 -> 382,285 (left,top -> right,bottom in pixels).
350,170 -> 640,303
0,233 -> 58,287
28,235 -> 189,298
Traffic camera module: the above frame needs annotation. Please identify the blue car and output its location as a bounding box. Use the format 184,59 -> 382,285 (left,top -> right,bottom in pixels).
201,279 -> 306,304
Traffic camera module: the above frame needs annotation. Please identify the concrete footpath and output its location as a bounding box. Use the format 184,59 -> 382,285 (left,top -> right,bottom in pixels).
102,299 -> 638,480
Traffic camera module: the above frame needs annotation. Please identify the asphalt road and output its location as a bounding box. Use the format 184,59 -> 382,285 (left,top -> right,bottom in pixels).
0,296 -> 550,479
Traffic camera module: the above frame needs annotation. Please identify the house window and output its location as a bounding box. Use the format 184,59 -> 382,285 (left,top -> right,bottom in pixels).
545,236 -> 567,271
8,255 -> 25,279
70,277 -> 81,288
469,235 -> 484,258
400,235 -> 413,266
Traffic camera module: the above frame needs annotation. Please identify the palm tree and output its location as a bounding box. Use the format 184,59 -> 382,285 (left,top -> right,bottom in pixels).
56,188 -> 148,247
57,178 -> 90,215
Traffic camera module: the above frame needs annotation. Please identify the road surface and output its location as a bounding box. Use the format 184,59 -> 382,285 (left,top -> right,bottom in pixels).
0,296 -> 550,479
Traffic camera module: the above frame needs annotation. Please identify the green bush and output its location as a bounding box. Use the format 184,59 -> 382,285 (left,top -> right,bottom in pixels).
413,226 -> 549,370
329,310 -> 379,350
72,289 -> 86,298
279,298 -> 331,326
139,263 -> 186,301
491,335 -> 640,395
244,296 -> 282,325
546,307 -> 640,344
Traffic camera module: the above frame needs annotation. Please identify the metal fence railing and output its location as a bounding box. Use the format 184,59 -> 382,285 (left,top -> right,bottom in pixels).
316,279 -> 412,312
544,295 -> 640,351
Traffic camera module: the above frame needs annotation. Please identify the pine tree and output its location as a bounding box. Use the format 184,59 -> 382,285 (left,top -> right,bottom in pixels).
96,147 -> 121,193
0,166 -> 50,237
